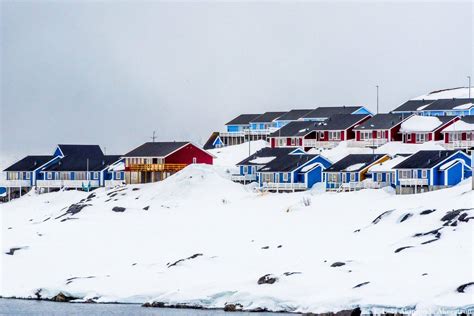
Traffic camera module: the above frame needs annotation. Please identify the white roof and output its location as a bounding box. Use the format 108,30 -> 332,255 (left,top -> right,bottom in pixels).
439,159 -> 462,171
344,163 -> 366,172
248,156 -> 276,164
453,102 -> 474,110
442,120 -> 474,132
369,156 -> 408,172
108,161 -> 125,171
412,87 -> 474,100
300,162 -> 321,172
400,116 -> 443,132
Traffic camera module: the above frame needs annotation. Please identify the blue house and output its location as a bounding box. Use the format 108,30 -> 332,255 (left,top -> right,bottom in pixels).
367,155 -> 410,188
302,106 -> 372,121
232,147 -> 305,183
393,150 -> 472,194
225,114 -> 261,134
391,98 -> 474,117
38,144 -> 124,191
203,132 -> 224,150
249,112 -> 286,135
272,109 -> 313,128
256,153 -> 331,191
324,154 -> 390,192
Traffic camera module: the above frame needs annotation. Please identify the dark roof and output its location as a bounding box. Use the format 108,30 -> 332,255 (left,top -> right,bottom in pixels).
124,142 -> 190,157
203,132 -> 220,150
311,114 -> 370,131
43,155 -> 122,172
250,111 -> 286,123
269,121 -> 316,137
423,98 -> 474,111
274,109 -> 313,121
354,113 -> 406,130
325,154 -> 386,172
393,150 -> 458,169
458,116 -> 474,124
391,100 -> 434,113
225,114 -> 261,125
303,106 -> 364,119
58,144 -> 104,158
4,155 -> 55,172
236,147 -> 298,166
259,154 -> 318,172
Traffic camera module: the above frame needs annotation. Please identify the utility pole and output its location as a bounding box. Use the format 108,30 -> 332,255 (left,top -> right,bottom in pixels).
151,131 -> 157,142
376,85 -> 379,114
468,76 -> 471,99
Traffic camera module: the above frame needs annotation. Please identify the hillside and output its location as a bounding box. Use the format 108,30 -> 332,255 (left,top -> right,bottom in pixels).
1,144 -> 473,314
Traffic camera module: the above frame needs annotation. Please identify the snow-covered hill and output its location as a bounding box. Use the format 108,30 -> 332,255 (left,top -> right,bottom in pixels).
1,146 -> 473,314
412,87 -> 473,100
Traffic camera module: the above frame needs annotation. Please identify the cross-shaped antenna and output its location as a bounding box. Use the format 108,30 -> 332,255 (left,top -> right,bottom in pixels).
150,131 -> 157,142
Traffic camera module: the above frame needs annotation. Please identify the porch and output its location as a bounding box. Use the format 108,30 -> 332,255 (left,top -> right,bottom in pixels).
0,179 -> 31,187
231,174 -> 257,182
303,139 -> 339,149
36,180 -> 100,188
262,182 -> 307,191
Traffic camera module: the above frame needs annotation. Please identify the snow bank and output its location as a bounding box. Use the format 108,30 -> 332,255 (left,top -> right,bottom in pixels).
249,156 -> 276,164
400,116 -> 443,132
412,87 -> 474,100
2,161 -> 473,314
208,140 -> 267,167
368,156 -> 407,172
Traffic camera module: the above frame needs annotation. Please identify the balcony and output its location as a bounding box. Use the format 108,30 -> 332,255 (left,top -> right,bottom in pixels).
348,138 -> 388,148
219,131 -> 246,137
231,174 -> 257,182
398,178 -> 429,186
442,140 -> 474,149
127,163 -> 187,172
303,140 -> 339,149
105,180 -> 125,187
36,180 -> 100,188
262,182 -> 307,190
0,179 -> 31,187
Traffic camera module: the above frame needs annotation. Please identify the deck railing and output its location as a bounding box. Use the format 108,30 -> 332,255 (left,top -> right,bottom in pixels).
302,140 -> 339,149
0,179 -> 31,187
442,140 -> 474,149
36,180 -> 100,188
231,174 -> 257,182
348,139 -> 388,148
399,178 -> 429,186
263,182 -> 307,190
105,180 -> 126,187
127,163 -> 187,172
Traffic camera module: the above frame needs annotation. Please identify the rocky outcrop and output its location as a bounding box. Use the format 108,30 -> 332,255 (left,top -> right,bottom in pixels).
257,274 -> 278,285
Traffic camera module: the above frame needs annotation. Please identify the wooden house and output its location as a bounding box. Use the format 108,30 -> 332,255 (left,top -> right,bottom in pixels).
421,98 -> 474,117
440,116 -> 474,150
301,106 -> 372,121
221,114 -> 261,146
399,115 -> 459,144
393,150 -> 472,194
391,99 -> 435,118
353,113 -> 410,147
256,153 -> 332,191
123,142 -> 214,184
249,112 -> 286,136
272,109 -> 313,128
324,154 -> 390,191
366,155 -> 409,188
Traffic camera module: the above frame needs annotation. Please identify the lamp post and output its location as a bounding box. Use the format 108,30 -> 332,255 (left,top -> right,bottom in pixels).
370,124 -> 375,154
376,85 -> 379,114
468,76 -> 471,99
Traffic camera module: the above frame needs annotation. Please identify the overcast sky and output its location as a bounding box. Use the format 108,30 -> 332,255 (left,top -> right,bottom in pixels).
1,1 -> 473,159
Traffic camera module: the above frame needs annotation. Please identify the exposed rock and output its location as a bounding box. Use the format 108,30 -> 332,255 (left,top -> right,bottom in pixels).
372,210 -> 394,225
353,282 -> 370,289
261,246 -> 269,249
112,206 -> 126,212
399,213 -> 413,223
283,271 -> 302,276
5,247 -> 24,255
143,206 -> 150,211
331,262 -> 346,267
257,274 -> 278,285
55,203 -> 91,219
51,292 -> 77,302
304,307 -> 362,316
277,245 -> 282,248
456,282 -> 474,293
167,253 -> 203,268
421,239 -> 439,245
34,289 -> 42,300
65,275 -> 95,285
224,303 -> 243,312
84,298 -> 97,303
394,246 -> 413,253
420,209 -> 436,215
86,193 -> 96,199
132,188 -> 140,191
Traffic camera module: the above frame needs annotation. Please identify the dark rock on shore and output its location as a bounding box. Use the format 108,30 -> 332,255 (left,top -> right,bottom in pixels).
224,303 -> 243,311
51,292 -> 77,302
372,210 -> 394,225
394,246 -> 413,253
399,213 -> 413,223
257,274 -> 278,285
5,247 -> 26,255
420,209 -> 436,215
112,206 -> 126,212
330,262 -> 345,267
167,253 -> 203,268
456,282 -> 474,293
303,307 -> 361,315
353,282 -> 370,289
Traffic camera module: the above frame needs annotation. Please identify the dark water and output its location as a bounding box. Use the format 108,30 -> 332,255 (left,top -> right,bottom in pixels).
0,299 -> 294,316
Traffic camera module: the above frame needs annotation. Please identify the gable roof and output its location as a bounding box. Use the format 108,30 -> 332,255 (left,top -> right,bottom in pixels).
393,150 -> 458,169
325,154 -> 387,172
354,113 -> 407,130
259,154 -> 319,172
391,100 -> 435,113
124,142 -> 191,157
441,116 -> 474,132
57,144 -> 104,158
274,109 -> 313,121
42,155 -> 122,172
203,132 -> 220,150
303,106 -> 364,119
399,116 -> 456,133
225,114 -> 261,126
236,147 -> 299,166
423,98 -> 474,111
269,121 -> 316,137
250,111 -> 287,123
311,114 -> 370,131
4,155 -> 56,172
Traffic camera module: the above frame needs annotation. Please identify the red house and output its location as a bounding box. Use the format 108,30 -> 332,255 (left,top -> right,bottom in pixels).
268,114 -> 371,149
353,113 -> 411,147
123,142 -> 214,184
441,116 -> 474,149
399,115 -> 459,144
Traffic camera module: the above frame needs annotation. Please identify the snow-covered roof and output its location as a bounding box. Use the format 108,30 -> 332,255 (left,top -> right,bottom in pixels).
248,156 -> 276,164
368,156 -> 408,172
300,162 -> 322,173
412,87 -> 474,100
453,102 -> 474,110
400,116 -> 451,132
439,159 -> 463,171
442,119 -> 474,132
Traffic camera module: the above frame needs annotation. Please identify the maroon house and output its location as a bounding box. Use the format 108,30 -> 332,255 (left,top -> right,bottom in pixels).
268,114 -> 371,149
353,113 -> 411,147
399,115 -> 459,144
123,142 -> 214,184
441,116 -> 474,149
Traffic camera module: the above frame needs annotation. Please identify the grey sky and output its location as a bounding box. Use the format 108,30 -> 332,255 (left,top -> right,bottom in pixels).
1,1 -> 472,159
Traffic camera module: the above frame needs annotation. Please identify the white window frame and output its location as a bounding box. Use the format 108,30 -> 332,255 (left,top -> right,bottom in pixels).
47,172 -> 53,180
278,138 -> 286,147
350,173 -> 356,182
115,172 -> 121,180
421,169 -> 427,179
93,172 -> 99,180
407,134 -> 412,141
282,173 -> 288,182
376,173 -> 382,182
192,157 -> 197,164
377,131 -> 382,139
243,166 -> 248,174
25,172 -> 31,180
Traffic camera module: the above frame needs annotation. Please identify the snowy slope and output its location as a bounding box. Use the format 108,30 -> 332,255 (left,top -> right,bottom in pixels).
1,148 -> 473,314
412,87 -> 473,100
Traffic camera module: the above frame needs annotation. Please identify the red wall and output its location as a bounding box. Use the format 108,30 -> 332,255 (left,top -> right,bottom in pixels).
271,138 -> 276,148
165,144 -> 213,165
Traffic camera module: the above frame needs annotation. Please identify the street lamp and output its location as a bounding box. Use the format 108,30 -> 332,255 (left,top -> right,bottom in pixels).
468,76 -> 471,99
370,124 -> 375,154
376,85 -> 379,114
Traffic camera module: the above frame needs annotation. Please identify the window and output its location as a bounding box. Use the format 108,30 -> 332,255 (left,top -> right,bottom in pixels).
75,172 -> 86,180
47,172 -> 53,180
329,131 -> 341,140
282,173 -> 288,182
193,157 -> 197,164
243,166 -> 248,174
93,172 -> 99,180
278,138 -> 286,147
115,172 -> 121,180
421,170 -> 427,179
55,172 -> 59,180
407,134 -> 412,141
416,133 -> 426,143
350,173 -> 356,182
60,172 -> 70,180
152,158 -> 158,164
291,138 -> 296,146
25,172 -> 31,180
377,131 -> 382,139
376,173 -> 383,182
263,173 -> 272,183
